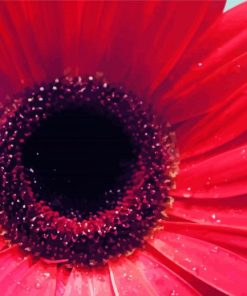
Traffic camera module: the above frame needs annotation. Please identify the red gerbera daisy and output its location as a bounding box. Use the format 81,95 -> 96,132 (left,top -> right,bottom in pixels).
0,1 -> 246,295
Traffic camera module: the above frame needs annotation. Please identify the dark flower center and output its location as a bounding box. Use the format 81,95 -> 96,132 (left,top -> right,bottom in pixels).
22,107 -> 136,216
0,76 -> 176,266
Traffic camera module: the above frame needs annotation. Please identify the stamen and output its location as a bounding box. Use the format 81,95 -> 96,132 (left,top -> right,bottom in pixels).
0,76 -> 177,266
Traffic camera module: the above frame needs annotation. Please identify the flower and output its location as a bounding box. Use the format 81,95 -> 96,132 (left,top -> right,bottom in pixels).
0,1 -> 247,295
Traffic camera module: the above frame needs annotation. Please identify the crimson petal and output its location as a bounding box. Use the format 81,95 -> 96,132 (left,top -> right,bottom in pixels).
149,230 -> 247,295
167,196 -> 247,230
132,250 -> 200,295
0,1 -> 225,100
173,145 -> 247,198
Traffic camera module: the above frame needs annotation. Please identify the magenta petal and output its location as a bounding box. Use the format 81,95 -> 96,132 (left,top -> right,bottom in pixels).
172,145 -> 247,199
0,246 -> 31,290
150,231 -> 247,295
109,257 -> 157,295
62,266 -> 114,296
133,250 -> 200,295
10,261 -> 57,296
164,221 -> 247,257
167,196 -> 247,230
55,267 -> 70,296
0,235 -> 7,251
91,266 -> 114,296
63,268 -> 92,296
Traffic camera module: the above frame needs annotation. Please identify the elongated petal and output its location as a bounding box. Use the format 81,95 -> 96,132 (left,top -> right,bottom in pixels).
0,246 -> 29,283
163,221 -> 247,257
91,266 -> 114,296
62,266 -> 114,296
55,267 -> 70,296
167,196 -> 247,230
132,250 -> 200,296
0,248 -> 33,296
109,257 -> 157,296
0,235 -> 7,251
63,268 -> 92,296
7,260 -> 57,296
155,3 -> 247,122
149,231 -> 247,295
0,1 -> 225,100
173,145 -> 247,198
177,83 -> 247,159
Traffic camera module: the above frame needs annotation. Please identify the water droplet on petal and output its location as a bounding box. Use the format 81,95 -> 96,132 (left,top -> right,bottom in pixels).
35,282 -> 41,289
211,213 -> 216,219
211,246 -> 219,253
192,266 -> 199,275
241,148 -> 246,159
183,187 -> 192,198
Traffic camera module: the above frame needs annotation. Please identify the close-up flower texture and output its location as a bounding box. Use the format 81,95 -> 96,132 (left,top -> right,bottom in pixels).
0,0 -> 247,295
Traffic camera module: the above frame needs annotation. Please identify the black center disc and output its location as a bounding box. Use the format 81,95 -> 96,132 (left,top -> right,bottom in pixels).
0,76 -> 176,266
22,106 -> 136,215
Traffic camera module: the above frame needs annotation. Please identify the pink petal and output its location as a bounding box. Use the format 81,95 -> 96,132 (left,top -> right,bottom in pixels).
10,260 -> 57,296
156,2 -> 247,124
167,196 -> 247,230
0,235 -> 7,251
132,250 -> 200,295
0,246 -> 30,284
62,266 -> 114,296
172,145 -> 247,198
149,230 -> 247,295
63,268 -> 92,296
0,1 -> 224,99
55,266 -> 70,296
177,83 -> 247,160
108,257 -> 157,296
0,257 -> 32,296
164,221 -> 247,257
91,266 -> 114,296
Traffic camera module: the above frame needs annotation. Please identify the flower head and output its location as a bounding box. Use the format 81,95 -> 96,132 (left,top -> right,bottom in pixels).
0,1 -> 247,295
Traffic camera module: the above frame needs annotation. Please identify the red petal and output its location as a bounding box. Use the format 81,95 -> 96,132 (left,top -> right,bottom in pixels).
149,230 -> 247,295
0,246 -> 28,282
172,145 -> 247,198
0,1 -> 225,99
108,257 -> 157,295
167,196 -> 247,230
155,3 -> 247,124
177,83 -> 247,159
63,268 -> 92,296
55,267 -> 70,296
7,260 -> 57,296
91,266 -> 114,296
60,266 -> 114,296
0,235 -> 7,251
132,250 -> 200,295
0,247 -> 33,295
163,221 -> 247,257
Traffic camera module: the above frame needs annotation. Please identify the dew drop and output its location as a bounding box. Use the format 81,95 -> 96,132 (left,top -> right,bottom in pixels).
211,213 -> 216,219
183,187 -> 192,198
35,282 -> 41,289
170,290 -> 179,296
191,266 -> 199,275
184,257 -> 192,263
43,272 -> 50,278
241,148 -> 246,159
211,246 -> 219,253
